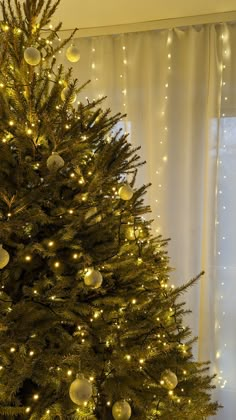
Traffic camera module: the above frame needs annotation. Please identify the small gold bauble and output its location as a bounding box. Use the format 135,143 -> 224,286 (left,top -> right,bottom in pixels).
112,400 -> 132,420
61,87 -> 77,103
84,268 -> 103,289
0,245 -> 10,269
126,226 -> 140,241
160,369 -> 178,390
24,47 -> 41,66
66,45 -> 81,63
46,152 -> 64,172
118,184 -> 134,201
69,377 -> 92,405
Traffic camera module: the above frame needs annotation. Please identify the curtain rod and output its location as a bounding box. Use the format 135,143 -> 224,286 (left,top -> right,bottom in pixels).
57,11 -> 236,38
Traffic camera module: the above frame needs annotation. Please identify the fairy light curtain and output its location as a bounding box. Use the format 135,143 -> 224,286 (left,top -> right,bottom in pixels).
59,22 -> 236,418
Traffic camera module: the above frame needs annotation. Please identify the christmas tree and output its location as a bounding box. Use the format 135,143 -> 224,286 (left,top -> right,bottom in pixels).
0,0 -> 220,419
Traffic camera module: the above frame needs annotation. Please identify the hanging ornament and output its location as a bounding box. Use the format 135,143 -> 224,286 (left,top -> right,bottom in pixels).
84,268 -> 103,289
24,47 -> 41,66
0,245 -> 10,269
126,226 -> 140,241
85,207 -> 102,224
66,45 -> 81,63
118,184 -> 134,201
61,87 -> 77,104
160,369 -> 178,390
69,377 -> 92,405
47,152 -> 64,172
112,400 -> 132,420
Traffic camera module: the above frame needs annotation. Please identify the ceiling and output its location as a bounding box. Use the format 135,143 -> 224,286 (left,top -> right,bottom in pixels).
52,0 -> 236,29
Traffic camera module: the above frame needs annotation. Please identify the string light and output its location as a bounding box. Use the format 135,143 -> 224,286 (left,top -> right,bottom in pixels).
211,26 -> 232,392
154,32 -> 172,234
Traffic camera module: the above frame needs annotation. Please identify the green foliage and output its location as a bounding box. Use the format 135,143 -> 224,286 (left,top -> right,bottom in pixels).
0,0 -> 221,419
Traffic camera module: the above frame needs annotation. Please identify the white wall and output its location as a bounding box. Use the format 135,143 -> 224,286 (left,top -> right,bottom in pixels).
52,0 -> 236,29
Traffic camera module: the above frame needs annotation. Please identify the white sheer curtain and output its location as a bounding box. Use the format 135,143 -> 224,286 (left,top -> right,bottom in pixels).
59,22 -> 236,418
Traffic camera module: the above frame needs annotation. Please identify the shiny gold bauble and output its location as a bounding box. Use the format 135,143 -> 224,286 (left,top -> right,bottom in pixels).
24,47 -> 41,66
84,268 -> 103,289
46,153 -> 64,172
61,87 -> 77,103
118,185 -> 134,201
69,377 -> 92,405
126,226 -> 140,241
112,400 -> 132,420
160,369 -> 178,390
66,45 -> 81,63
0,245 -> 10,269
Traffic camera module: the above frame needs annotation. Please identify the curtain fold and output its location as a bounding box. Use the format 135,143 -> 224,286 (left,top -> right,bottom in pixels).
59,22 -> 236,418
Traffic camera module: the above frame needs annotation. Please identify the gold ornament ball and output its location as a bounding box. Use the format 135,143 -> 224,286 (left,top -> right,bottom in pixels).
47,153 -> 64,172
66,45 -> 81,63
118,185 -> 134,201
112,400 -> 132,420
61,87 -> 77,104
126,226 -> 140,241
24,47 -> 41,66
160,369 -> 178,390
69,377 -> 92,405
0,245 -> 10,269
84,268 -> 103,289
85,207 -> 102,224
